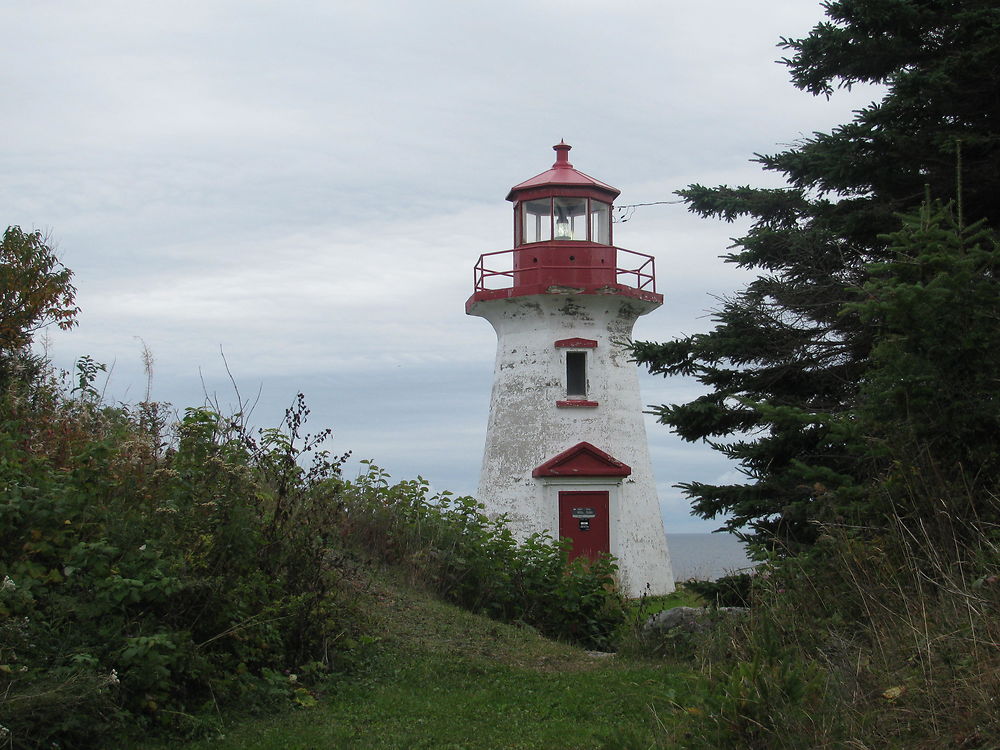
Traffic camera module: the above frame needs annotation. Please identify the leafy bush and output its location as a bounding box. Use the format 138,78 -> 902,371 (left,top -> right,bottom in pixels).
0,370 -> 370,749
684,572 -> 754,609
338,462 -> 627,650
0,226 -> 78,355
0,359 -> 629,748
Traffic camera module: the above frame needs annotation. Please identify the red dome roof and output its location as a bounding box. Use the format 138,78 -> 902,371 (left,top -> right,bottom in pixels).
506,142 -> 620,202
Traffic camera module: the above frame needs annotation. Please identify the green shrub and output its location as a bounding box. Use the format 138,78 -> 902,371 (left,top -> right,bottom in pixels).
339,463 -> 627,650
0,375 -> 370,749
684,572 -> 754,608
0,355 -> 630,748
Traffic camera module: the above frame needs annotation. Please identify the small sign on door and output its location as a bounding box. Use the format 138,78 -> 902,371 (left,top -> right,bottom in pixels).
571,507 -> 596,519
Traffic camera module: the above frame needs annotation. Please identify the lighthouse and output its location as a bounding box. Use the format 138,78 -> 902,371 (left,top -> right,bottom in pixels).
466,142 -> 674,597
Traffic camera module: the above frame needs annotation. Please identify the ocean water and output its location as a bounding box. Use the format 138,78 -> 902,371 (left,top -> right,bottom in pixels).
666,533 -> 756,582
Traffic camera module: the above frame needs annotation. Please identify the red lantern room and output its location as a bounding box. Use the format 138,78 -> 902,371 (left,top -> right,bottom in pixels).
467,142 -> 661,311
508,140 -> 619,247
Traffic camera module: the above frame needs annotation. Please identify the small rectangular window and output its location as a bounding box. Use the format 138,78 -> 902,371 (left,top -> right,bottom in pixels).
566,352 -> 586,396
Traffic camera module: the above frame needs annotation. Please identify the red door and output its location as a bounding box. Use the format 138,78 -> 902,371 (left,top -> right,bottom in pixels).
558,491 -> 610,562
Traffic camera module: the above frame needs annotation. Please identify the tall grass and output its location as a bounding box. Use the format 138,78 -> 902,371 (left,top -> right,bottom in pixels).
664,489 -> 1000,749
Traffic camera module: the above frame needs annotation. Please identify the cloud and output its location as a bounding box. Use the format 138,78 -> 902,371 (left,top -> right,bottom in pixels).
7,0 -> 881,535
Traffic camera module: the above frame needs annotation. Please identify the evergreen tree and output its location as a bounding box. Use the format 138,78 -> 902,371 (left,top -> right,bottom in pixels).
844,202 -> 1000,526
634,0 -> 1000,550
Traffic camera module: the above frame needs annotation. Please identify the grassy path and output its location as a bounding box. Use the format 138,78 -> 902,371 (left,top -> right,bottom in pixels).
155,585 -> 689,749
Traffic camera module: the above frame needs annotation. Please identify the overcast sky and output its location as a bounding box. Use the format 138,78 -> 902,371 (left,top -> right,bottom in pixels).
3,1 -> 880,533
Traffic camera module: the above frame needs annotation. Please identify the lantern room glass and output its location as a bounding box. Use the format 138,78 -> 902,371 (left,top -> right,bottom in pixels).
553,197 -> 587,241
523,199 -> 552,243
590,201 -> 610,245
520,197 -> 613,245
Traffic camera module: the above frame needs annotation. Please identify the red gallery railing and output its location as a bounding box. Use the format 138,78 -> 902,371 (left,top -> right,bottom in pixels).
472,247 -> 657,294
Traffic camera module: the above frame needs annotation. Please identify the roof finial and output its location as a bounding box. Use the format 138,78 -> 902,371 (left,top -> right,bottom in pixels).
552,140 -> 573,169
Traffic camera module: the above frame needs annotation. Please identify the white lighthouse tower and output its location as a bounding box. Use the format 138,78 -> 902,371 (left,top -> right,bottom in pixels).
467,142 -> 674,596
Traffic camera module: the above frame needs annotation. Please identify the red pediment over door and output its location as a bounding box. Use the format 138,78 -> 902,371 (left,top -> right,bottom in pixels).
532,441 -> 632,478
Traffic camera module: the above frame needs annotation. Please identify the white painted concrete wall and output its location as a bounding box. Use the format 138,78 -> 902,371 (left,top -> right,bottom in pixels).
468,292 -> 674,596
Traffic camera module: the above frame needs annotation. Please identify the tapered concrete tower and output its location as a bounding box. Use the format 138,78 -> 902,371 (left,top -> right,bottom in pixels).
467,142 -> 674,596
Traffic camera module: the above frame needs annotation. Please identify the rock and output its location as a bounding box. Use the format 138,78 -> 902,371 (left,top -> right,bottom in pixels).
643,606 -> 748,635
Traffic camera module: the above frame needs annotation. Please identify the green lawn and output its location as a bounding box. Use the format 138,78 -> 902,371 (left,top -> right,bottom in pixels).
140,583 -> 692,750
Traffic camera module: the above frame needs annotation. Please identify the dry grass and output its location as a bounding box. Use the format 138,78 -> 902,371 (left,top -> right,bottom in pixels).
671,500 -> 1000,749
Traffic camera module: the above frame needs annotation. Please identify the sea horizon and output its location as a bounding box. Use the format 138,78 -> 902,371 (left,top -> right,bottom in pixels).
665,532 -> 756,582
